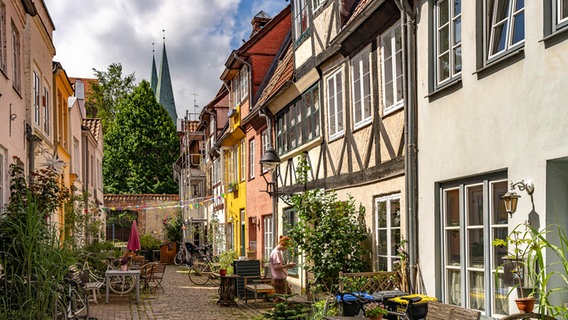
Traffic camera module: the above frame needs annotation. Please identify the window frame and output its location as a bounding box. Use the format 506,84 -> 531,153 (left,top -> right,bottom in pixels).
275,84 -> 319,154
43,86 -> 50,135
11,23 -> 20,92
326,69 -> 344,140
375,194 -> 401,272
33,71 -> 40,126
283,208 -> 299,276
485,0 -> 525,62
554,0 -> 568,31
439,176 -> 509,317
381,23 -> 404,115
351,46 -> 373,129
434,0 -> 463,87
312,0 -> 325,12
0,2 -> 6,73
263,215 -> 274,260
0,148 -> 5,211
294,0 -> 309,41
248,138 -> 255,179
240,139 -> 246,182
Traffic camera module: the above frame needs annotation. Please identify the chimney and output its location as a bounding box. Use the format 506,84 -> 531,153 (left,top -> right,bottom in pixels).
250,11 -> 272,37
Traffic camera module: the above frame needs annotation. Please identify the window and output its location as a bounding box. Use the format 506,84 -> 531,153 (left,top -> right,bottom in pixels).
486,0 -> 524,60
223,148 -> 235,184
275,84 -> 319,154
283,209 -> 299,275
381,24 -> 404,115
261,129 -> 269,173
435,0 -> 462,86
554,0 -> 568,31
11,23 -> 20,92
375,195 -> 401,271
351,47 -> 372,128
33,71 -> 40,125
0,2 -> 6,73
312,0 -> 325,12
440,177 -> 509,316
233,67 -> 249,107
326,69 -> 344,139
72,137 -> 80,175
43,87 -> 50,135
294,0 -> 309,40
240,139 -> 246,182
248,139 -> 255,179
263,215 -> 274,259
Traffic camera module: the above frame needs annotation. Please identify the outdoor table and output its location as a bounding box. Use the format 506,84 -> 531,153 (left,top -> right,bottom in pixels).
105,269 -> 141,304
214,273 -> 240,307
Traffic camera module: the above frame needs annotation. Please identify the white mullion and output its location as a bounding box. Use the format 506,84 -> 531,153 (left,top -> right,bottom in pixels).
436,1 -> 450,83
508,0 -> 524,47
451,3 -> 462,76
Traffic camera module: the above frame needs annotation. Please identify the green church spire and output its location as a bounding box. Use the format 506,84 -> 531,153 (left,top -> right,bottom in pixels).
150,42 -> 158,94
155,32 -> 178,123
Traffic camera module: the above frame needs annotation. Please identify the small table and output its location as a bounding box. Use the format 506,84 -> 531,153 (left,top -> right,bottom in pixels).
214,273 -> 240,307
105,269 -> 140,304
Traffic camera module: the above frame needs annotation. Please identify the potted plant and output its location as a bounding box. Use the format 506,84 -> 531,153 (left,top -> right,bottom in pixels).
227,182 -> 238,193
363,302 -> 388,320
218,250 -> 236,276
493,224 -> 537,313
246,247 -> 256,260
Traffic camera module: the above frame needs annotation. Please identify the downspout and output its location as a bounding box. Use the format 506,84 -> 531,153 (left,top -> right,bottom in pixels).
259,108 -> 279,249
395,0 -> 418,294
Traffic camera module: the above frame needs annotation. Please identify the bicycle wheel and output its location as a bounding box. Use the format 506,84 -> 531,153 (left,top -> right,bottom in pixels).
69,284 -> 89,319
188,262 -> 210,285
109,274 -> 135,294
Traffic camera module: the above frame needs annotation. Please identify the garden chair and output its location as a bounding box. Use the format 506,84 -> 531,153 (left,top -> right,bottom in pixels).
82,261 -> 105,304
139,262 -> 158,291
146,263 -> 167,293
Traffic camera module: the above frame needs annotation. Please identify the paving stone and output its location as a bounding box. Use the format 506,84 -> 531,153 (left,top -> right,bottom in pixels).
90,265 -> 270,319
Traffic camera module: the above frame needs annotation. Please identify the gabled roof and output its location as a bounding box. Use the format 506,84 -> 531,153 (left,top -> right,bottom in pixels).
254,37 -> 294,110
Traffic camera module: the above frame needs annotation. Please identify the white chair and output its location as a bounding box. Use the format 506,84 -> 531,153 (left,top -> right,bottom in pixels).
82,261 -> 105,304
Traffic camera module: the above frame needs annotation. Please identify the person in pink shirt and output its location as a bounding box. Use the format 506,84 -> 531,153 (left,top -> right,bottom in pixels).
270,236 -> 296,298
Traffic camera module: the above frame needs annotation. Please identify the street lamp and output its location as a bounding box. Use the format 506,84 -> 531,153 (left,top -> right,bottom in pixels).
260,147 -> 281,248
501,180 -> 534,217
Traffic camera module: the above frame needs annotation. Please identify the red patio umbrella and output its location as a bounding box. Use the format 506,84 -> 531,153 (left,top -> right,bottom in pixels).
127,220 -> 141,252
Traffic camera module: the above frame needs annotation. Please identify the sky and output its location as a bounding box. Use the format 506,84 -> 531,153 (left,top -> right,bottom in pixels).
44,0 -> 287,120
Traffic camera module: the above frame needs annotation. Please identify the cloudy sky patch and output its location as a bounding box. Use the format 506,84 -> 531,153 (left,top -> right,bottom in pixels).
45,0 -> 287,118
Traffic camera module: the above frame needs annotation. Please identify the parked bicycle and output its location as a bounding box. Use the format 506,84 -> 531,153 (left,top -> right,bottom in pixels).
53,266 -> 90,320
187,252 -> 220,286
174,242 -> 198,266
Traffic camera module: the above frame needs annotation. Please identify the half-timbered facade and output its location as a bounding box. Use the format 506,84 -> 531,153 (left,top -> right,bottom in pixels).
260,0 -> 409,289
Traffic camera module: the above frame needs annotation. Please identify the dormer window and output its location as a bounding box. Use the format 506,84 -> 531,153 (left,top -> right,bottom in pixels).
233,67 -> 249,108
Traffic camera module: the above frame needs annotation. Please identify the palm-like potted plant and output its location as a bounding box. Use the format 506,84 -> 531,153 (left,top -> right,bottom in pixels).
493,224 -> 537,313
363,302 -> 388,320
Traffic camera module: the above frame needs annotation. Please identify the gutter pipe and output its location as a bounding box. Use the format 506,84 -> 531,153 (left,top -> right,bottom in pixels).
395,0 -> 418,294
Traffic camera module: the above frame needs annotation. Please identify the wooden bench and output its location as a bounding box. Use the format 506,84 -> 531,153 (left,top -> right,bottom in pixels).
425,301 -> 480,320
242,276 -> 274,304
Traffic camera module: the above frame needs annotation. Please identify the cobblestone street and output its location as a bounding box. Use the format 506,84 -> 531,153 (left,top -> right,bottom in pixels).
90,265 -> 272,320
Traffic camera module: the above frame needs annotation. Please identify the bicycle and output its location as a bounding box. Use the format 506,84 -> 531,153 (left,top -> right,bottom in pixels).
187,251 -> 220,286
53,266 -> 90,320
174,242 -> 198,266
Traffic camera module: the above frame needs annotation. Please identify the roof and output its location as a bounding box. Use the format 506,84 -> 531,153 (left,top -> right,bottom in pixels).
186,120 -> 200,132
254,39 -> 294,109
82,118 -> 102,142
346,0 -> 373,25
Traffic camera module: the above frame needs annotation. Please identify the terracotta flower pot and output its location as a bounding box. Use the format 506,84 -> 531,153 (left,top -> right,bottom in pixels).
219,269 -> 227,277
515,297 -> 536,313
368,315 -> 383,320
121,264 -> 128,271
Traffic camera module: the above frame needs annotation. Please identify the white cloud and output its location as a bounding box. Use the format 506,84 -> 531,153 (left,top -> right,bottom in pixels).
44,0 -> 287,118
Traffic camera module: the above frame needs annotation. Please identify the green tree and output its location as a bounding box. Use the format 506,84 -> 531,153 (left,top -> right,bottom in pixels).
103,80 -> 179,194
288,154 -> 369,293
88,63 -> 136,132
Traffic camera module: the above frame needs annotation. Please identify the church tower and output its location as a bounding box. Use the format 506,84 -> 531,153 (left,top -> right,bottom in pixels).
153,34 -> 178,123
